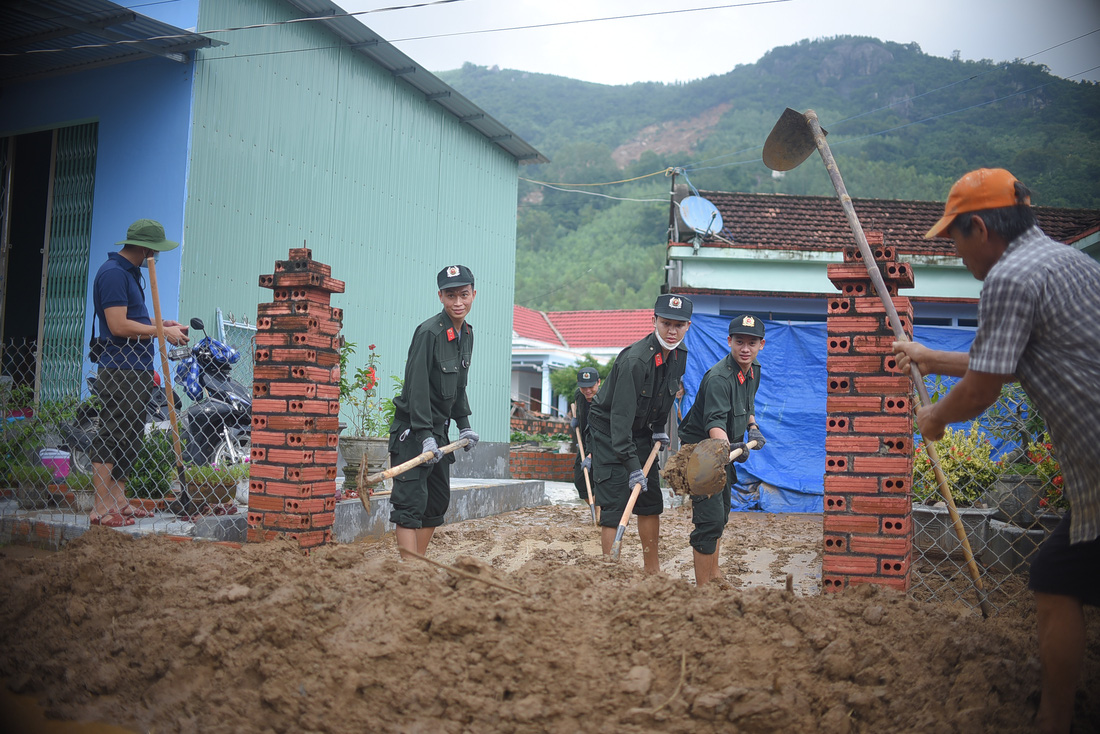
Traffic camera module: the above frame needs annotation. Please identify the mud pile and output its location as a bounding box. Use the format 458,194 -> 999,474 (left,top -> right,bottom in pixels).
1,505 -> 1097,733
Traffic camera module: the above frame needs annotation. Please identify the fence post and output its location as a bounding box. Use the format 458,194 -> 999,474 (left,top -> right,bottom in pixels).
247,247 -> 345,551
822,232 -> 915,592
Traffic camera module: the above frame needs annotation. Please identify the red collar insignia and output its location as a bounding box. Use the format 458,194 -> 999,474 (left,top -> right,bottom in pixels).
737,371 -> 745,384
447,328 -> 456,342
654,353 -> 663,367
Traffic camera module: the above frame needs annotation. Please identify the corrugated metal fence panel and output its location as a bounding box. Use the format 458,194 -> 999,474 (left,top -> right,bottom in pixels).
183,0 -> 518,441
41,122 -> 97,401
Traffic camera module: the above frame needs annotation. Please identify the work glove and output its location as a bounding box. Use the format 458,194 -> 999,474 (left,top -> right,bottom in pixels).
652,431 -> 671,451
746,425 -> 766,448
581,455 -> 592,472
422,437 -> 444,465
459,427 -> 480,452
570,416 -> 579,429
729,441 -> 750,463
628,469 -> 648,493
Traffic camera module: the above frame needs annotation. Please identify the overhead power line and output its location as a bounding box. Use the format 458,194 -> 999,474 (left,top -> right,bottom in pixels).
1,0 -> 792,57
0,0 -> 470,56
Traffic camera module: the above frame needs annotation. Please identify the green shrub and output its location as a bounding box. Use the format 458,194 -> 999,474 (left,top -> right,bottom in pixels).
127,432 -> 176,499
912,422 -> 999,506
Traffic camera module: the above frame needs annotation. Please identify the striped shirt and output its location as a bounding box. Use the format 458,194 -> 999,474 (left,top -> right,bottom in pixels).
969,226 -> 1100,543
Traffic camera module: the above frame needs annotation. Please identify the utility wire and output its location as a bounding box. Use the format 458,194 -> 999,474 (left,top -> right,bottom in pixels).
387,0 -> 793,44
0,0 -> 469,55
1,0 -> 790,56
827,27 -> 1100,129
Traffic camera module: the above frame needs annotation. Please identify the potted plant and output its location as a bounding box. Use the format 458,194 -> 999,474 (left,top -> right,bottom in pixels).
338,342 -> 390,494
982,385 -> 1063,527
183,462 -> 250,506
911,421 -> 999,557
126,431 -> 176,505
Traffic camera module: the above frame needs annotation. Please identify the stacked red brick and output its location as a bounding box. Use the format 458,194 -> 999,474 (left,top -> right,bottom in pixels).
247,248 -> 345,550
509,450 -> 576,482
823,232 -> 915,592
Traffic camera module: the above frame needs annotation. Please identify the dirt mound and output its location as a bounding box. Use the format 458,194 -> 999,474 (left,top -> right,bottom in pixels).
1,505 -> 1097,733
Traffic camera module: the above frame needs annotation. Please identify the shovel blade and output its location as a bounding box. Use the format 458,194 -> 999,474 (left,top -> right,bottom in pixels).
762,107 -> 826,172
685,438 -> 733,497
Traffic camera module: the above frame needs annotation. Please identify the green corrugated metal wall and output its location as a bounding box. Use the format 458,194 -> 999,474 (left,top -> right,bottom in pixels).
183,0 -> 518,441
41,123 -> 97,401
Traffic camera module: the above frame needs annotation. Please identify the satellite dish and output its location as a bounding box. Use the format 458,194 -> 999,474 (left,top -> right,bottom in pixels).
678,196 -> 723,237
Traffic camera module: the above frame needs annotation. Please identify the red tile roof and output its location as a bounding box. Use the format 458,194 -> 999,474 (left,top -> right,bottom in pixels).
513,304 -> 563,346
513,307 -> 653,349
681,191 -> 1100,255
547,310 -> 654,349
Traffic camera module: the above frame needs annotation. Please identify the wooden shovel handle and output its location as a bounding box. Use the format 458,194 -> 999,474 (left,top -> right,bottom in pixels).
728,439 -> 760,462
362,438 -> 468,485
803,109 -> 989,617
572,402 -> 597,525
611,441 -> 663,559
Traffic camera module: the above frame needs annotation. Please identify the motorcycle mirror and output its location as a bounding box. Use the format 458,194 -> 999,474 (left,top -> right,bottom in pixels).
190,318 -> 205,332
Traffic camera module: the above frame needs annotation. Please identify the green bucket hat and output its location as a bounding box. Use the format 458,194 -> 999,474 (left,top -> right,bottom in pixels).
116,219 -> 178,252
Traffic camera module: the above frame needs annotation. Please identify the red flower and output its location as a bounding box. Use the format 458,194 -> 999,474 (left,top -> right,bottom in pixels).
368,344 -> 376,350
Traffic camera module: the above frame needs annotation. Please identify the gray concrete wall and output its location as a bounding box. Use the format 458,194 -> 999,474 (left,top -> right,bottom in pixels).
452,441 -> 510,479
332,478 -> 544,543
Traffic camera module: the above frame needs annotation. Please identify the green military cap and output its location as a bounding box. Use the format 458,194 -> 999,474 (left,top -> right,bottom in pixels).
116,219 -> 178,251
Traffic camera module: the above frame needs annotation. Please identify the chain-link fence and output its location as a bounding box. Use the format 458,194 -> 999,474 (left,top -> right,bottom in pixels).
1,334 -> 251,537
909,379 -> 1065,614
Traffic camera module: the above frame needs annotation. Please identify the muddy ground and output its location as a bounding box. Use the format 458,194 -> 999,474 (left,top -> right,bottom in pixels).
1,503 -> 1098,733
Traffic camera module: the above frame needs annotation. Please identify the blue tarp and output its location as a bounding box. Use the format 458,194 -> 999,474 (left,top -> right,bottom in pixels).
678,316 -> 976,513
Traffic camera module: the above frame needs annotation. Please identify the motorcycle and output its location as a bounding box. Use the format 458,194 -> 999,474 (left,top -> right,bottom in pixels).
63,371 -> 181,475
64,317 -> 251,473
173,318 -> 251,468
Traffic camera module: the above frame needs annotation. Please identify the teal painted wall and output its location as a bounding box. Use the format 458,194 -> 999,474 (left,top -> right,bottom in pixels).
182,0 -> 519,441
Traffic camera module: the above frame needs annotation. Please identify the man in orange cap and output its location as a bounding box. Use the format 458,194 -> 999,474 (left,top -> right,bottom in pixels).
893,169 -> 1100,733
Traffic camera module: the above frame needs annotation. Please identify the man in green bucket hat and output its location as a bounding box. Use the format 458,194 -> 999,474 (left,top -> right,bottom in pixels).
88,219 -> 189,527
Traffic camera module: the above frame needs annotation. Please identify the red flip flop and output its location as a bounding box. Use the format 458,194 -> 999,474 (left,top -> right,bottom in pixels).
90,513 -> 135,527
124,507 -> 155,518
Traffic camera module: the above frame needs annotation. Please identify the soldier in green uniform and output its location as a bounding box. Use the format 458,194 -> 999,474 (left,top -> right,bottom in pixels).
587,294 -> 692,573
388,265 -> 480,559
571,367 -> 601,502
678,314 -> 767,585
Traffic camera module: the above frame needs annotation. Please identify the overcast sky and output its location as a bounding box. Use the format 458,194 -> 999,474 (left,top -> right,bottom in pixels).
344,0 -> 1100,85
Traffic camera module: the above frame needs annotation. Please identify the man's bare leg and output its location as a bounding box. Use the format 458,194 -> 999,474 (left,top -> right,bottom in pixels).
395,526 -> 418,559
711,539 -> 722,583
693,549 -> 716,585
415,527 -> 436,555
91,462 -> 120,517
1035,591 -> 1085,734
638,515 -> 660,574
601,525 -> 615,555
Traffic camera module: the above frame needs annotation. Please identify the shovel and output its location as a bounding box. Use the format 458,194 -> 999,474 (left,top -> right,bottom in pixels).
609,442 -> 663,560
685,439 -> 760,496
357,438 -> 468,513
762,108 -> 990,617
147,257 -> 201,519
571,402 -> 598,526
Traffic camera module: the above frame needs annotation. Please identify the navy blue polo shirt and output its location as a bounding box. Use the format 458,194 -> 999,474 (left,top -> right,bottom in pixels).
93,252 -> 154,370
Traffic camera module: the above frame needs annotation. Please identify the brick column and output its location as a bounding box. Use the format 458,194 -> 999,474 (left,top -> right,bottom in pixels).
247,248 -> 345,550
822,232 -> 915,592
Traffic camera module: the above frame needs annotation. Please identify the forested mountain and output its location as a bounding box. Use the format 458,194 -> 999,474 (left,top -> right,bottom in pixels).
437,36 -> 1100,310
